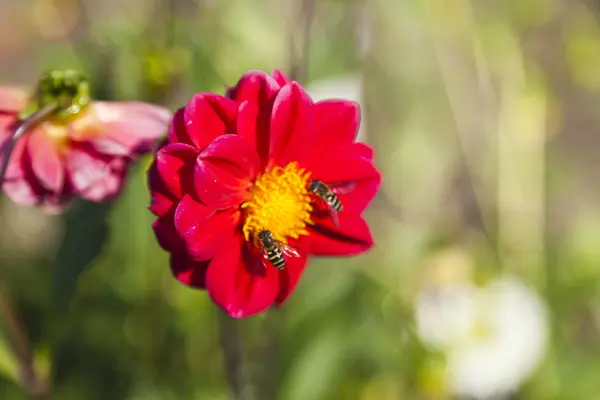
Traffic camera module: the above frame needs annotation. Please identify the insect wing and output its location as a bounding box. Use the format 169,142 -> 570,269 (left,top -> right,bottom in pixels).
331,181 -> 356,195
326,207 -> 340,228
279,243 -> 301,258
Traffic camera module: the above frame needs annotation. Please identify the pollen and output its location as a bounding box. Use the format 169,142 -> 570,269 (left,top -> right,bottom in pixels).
242,162 -> 313,246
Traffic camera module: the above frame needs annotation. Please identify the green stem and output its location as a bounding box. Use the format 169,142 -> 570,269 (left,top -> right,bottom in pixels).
0,101 -> 60,398
288,0 -> 316,83
253,310 -> 284,400
217,311 -> 252,400
0,274 -> 50,399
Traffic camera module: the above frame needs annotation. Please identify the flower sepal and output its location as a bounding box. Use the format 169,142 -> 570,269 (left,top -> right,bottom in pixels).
18,69 -> 91,123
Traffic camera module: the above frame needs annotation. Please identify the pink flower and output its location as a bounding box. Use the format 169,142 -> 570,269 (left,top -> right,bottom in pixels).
0,81 -> 171,212
148,70 -> 381,318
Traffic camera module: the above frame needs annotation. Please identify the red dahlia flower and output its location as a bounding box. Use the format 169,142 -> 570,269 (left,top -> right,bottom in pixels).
148,70 -> 381,318
0,70 -> 171,212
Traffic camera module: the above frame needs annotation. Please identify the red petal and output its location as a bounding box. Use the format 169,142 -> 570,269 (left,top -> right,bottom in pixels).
351,142 -> 374,160
0,113 -> 16,141
236,100 -> 270,166
75,102 -> 171,156
27,130 -> 65,193
205,236 -> 280,318
0,115 -> 23,181
341,177 -> 380,214
0,114 -> 18,183
170,252 -> 209,288
185,210 -> 238,261
40,195 -> 71,214
153,209 -> 185,253
2,177 -> 41,206
307,213 -> 374,256
227,72 -> 281,163
306,100 -> 360,161
147,161 -> 177,217
271,70 -> 292,86
193,134 -> 257,210
236,101 -> 258,140
1,137 -> 45,206
0,87 -> 28,113
174,194 -> 214,235
200,134 -> 260,176
226,71 -> 282,103
309,144 -> 381,213
184,93 -> 237,150
155,142 -> 198,198
275,244 -> 308,305
65,146 -> 127,202
174,195 -> 238,261
269,82 -> 315,166
167,107 -> 191,145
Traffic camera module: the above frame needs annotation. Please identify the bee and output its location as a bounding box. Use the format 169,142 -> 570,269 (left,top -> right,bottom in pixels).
257,230 -> 300,270
308,180 -> 350,227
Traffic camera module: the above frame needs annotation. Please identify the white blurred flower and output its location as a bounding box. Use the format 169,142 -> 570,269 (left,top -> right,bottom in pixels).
415,276 -> 549,400
307,75 -> 367,142
416,282 -> 476,350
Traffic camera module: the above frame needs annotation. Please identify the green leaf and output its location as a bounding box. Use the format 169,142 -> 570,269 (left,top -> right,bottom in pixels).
0,328 -> 19,385
52,200 -> 111,308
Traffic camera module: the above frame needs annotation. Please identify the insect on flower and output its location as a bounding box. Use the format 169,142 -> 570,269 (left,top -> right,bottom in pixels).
0,69 -> 171,212
148,69 -> 381,318
307,179 -> 356,228
257,229 -> 301,270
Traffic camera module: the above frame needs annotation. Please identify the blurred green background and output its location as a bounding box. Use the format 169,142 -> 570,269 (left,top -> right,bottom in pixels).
1,0 -> 600,399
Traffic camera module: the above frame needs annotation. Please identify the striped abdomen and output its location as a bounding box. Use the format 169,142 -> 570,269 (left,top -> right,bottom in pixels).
326,193 -> 343,212
266,247 -> 286,270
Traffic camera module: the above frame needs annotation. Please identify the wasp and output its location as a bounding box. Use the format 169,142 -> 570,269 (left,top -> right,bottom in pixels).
257,230 -> 300,270
308,180 -> 352,228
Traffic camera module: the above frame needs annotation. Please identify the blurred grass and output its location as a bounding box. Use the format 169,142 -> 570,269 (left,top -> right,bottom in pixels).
0,0 -> 600,399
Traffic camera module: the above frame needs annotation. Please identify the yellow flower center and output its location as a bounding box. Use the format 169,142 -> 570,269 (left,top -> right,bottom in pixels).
242,162 -> 313,246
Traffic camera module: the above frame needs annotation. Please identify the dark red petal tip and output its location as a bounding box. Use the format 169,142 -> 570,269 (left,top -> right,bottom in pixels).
307,213 -> 375,256
170,252 -> 209,288
148,162 -> 177,217
153,210 -> 185,253
155,142 -> 198,198
167,107 -> 189,145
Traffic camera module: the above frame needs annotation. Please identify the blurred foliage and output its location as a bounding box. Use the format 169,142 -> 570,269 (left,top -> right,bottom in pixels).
0,0 -> 600,399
